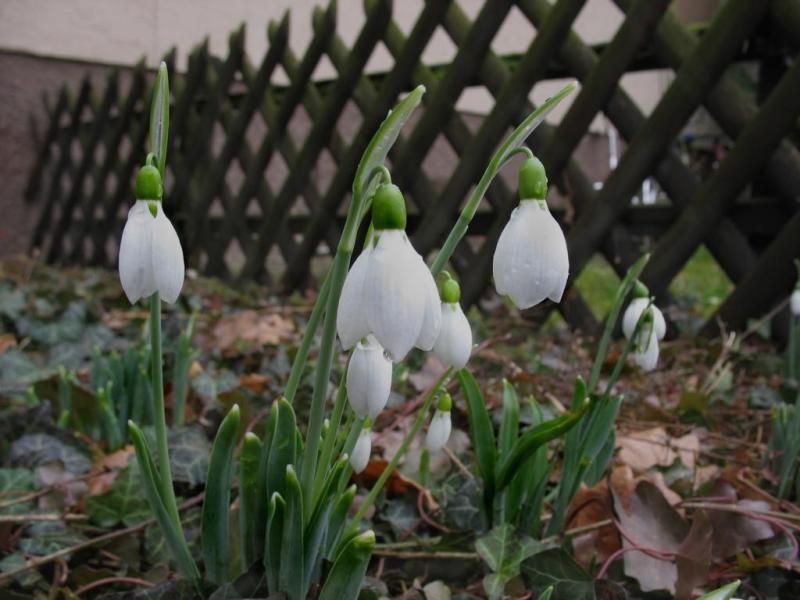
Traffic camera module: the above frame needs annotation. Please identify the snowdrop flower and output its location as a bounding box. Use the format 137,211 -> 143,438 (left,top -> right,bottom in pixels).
118,163 -> 184,304
425,393 -> 452,452
350,420 -> 372,474
622,282 -> 666,372
433,275 -> 472,369
791,288 -> 800,316
346,335 -> 393,418
337,183 -> 441,361
493,156 -> 569,309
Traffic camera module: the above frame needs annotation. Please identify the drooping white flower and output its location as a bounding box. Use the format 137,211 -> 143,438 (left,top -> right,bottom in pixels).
349,426 -> 372,473
622,288 -> 665,372
118,164 -> 184,304
346,335 -> 393,418
337,184 -> 441,361
791,289 -> 800,316
425,393 -> 452,452
492,156 -> 568,309
432,275 -> 472,369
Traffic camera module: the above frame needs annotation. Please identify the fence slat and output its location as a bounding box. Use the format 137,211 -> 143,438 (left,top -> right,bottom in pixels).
25,87 -> 69,202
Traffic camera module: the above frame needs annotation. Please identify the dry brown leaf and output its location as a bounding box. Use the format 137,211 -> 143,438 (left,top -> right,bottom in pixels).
0,333 -> 17,355
707,481 -> 775,560
616,427 -> 700,472
240,372 -> 270,394
211,310 -> 294,355
567,479 -> 620,567
675,511 -> 713,600
87,445 -> 135,496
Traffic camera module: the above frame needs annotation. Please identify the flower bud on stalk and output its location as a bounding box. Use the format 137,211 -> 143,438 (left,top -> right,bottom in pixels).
792,286 -> 800,317
337,184 -> 441,361
433,274 -> 472,369
118,161 -> 184,304
622,281 -> 666,372
492,156 -> 569,309
425,393 -> 452,452
350,419 -> 372,473
346,335 -> 393,418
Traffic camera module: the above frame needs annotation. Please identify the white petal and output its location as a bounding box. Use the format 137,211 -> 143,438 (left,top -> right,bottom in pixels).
793,290 -> 800,316
349,429 -> 371,473
414,255 -> 442,351
337,250 -> 371,350
151,205 -> 184,303
346,336 -> 393,418
425,410 -> 451,452
364,231 -> 426,360
623,299 -> 666,341
433,303 -> 472,369
632,330 -> 659,371
492,201 -> 569,309
118,200 -> 156,304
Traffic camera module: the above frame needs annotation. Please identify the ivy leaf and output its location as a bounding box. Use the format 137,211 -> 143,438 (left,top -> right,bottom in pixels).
18,521 -> 86,556
85,463 -> 149,527
10,433 -> 92,475
521,548 -> 595,600
168,425 -> 212,486
476,524 -> 542,600
0,467 -> 35,515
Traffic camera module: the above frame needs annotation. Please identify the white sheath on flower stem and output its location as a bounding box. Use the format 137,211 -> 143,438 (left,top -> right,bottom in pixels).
425,409 -> 451,452
350,429 -> 372,473
119,200 -> 184,304
622,298 -> 665,372
337,230 -> 441,361
346,335 -> 393,418
493,200 -> 569,309
433,302 -> 472,369
791,289 -> 800,316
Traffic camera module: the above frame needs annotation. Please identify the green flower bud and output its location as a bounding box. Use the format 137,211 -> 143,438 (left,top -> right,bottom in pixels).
135,164 -> 163,200
633,280 -> 649,299
371,183 -> 407,230
440,277 -> 461,304
518,155 -> 547,200
437,392 -> 452,412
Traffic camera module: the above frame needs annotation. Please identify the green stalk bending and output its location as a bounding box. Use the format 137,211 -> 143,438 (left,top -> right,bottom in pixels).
346,369 -> 452,537
313,382 -> 348,504
150,292 -> 180,527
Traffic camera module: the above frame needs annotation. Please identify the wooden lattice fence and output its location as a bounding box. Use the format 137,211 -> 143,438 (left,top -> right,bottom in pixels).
24,0 -> 800,337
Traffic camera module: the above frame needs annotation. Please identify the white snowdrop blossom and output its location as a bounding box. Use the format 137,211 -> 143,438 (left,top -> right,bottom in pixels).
622,295 -> 666,372
349,427 -> 372,474
337,184 -> 441,361
346,335 -> 393,418
118,165 -> 184,304
425,393 -> 453,452
791,289 -> 800,316
493,157 -> 568,309
432,275 -> 472,369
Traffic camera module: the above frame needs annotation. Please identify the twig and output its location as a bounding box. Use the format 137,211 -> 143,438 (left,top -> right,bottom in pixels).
0,513 -> 88,523
443,447 -> 474,480
678,501 -> 800,527
372,549 -> 479,560
0,493 -> 204,584
75,576 -> 155,596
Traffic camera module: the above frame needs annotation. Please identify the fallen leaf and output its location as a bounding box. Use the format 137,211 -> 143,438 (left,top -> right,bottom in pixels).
352,459 -> 411,494
616,427 -> 699,472
708,481 -> 775,560
87,445 -> 135,496
211,310 -> 294,355
0,333 -> 17,355
565,480 -> 620,567
240,372 -> 270,394
675,510 -> 713,600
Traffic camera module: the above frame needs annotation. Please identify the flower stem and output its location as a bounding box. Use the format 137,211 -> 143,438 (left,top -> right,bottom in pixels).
312,381 -> 348,505
149,292 -> 179,526
346,369 -> 451,537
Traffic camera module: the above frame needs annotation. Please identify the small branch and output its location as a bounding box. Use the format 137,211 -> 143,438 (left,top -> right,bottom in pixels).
0,513 -> 88,523
372,549 -> 479,560
75,576 -> 155,597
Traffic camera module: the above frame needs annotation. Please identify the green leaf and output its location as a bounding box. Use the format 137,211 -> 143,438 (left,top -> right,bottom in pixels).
85,464 -> 149,527
495,401 -> 588,493
19,521 -> 86,555
280,465 -> 304,600
498,379 -> 519,458
521,548 -> 595,600
353,85 -> 425,204
697,580 -> 741,600
476,524 -> 541,600
458,369 -> 496,522
238,432 -> 262,572
318,530 -> 375,600
149,61 -> 170,178
267,398 -> 298,501
264,492 -> 285,593
0,468 -> 35,515
168,425 -> 212,486
202,404 -> 241,585
323,484 -> 356,560
10,433 -> 92,475
129,421 -> 200,582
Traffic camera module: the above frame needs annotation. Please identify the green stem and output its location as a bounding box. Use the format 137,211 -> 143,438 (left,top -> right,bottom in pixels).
150,293 -> 179,526
346,369 -> 451,536
312,382 -> 348,505
285,272 -> 331,404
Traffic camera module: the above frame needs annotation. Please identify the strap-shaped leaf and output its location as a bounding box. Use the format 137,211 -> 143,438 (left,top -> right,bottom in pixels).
458,369 -> 497,519
238,432 -> 262,572
201,404 -> 241,584
353,85 -> 425,203
148,61 -> 170,178
496,400 -> 589,493
697,580 -> 741,600
324,484 -> 356,559
264,492 -> 285,593
318,530 -> 376,600
253,400 -> 277,562
498,379 -> 520,459
128,421 -> 200,582
267,397 -> 297,501
280,465 -> 304,600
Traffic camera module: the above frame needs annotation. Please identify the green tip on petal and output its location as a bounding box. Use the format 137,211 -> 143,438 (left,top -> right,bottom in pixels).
362,416 -> 373,429
441,277 -> 461,304
135,164 -> 163,200
633,280 -> 649,298
437,392 -> 452,412
518,155 -> 548,200
371,183 -> 407,230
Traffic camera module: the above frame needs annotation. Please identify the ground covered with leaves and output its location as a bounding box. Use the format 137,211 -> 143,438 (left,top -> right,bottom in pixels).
1,256 -> 799,599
